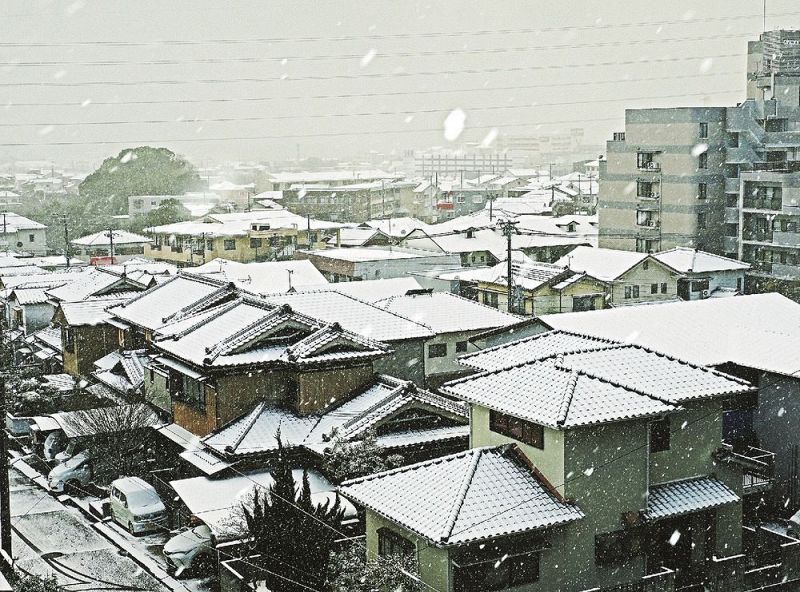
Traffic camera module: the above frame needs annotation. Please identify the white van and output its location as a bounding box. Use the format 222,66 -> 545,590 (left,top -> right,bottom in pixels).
109,477 -> 168,535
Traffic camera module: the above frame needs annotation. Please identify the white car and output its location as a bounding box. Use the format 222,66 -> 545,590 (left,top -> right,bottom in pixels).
109,477 -> 168,535
48,450 -> 93,494
163,524 -> 215,577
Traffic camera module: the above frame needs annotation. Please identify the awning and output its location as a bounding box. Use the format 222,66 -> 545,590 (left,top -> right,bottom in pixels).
29,415 -> 61,433
105,318 -> 131,331
154,356 -> 206,381
645,477 -> 739,521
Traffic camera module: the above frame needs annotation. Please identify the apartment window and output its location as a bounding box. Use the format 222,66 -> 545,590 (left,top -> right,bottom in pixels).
636,181 -> 656,198
649,418 -> 670,453
378,528 -> 415,559
699,122 -> 709,139
454,552 -> 540,592
28,233 -> 34,242
651,283 -> 658,294
63,327 -> 75,352
223,239 -> 236,251
637,152 -> 657,169
490,409 -> 544,449
698,182 -> 708,199
660,282 -> 667,294
455,341 -> 468,353
698,152 -> 708,169
698,212 -> 707,229
428,343 -> 447,358
595,530 -> 642,566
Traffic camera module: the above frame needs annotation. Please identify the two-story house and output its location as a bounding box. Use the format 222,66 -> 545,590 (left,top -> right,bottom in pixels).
341,330 -> 755,592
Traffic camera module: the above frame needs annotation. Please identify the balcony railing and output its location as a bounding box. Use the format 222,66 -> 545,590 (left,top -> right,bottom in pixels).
580,567 -> 675,592
752,161 -> 800,173
638,162 -> 661,172
714,443 -> 775,494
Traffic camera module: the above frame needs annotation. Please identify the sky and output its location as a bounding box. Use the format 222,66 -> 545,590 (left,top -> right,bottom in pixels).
3,0 -> 800,170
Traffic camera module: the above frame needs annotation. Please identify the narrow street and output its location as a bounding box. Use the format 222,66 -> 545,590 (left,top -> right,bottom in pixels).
8,466 -> 166,592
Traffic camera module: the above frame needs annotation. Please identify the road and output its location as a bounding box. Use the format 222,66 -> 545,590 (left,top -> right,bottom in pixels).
8,466 -> 166,592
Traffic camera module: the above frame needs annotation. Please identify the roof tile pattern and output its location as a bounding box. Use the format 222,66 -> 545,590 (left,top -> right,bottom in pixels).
340,446 -> 584,545
646,477 -> 740,520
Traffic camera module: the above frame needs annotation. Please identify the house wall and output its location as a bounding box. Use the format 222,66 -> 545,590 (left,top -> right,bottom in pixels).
423,330 -> 487,384
609,259 -> 679,306
173,383 -> 218,436
470,405 -> 566,495
352,254 -> 462,281
296,364 -> 374,415
0,228 -> 48,255
63,324 -> 118,377
682,269 -> 746,300
374,339 -> 426,386
22,302 -> 56,334
143,365 -> 171,413
478,277 -> 608,316
215,370 -> 289,425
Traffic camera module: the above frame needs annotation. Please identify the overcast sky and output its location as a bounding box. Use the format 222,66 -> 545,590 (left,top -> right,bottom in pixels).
3,0 -> 800,170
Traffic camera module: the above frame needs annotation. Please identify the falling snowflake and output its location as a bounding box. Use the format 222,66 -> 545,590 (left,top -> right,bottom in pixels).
360,49 -> 377,68
443,108 -> 466,141
691,143 -> 708,157
583,467 -> 594,477
699,58 -> 713,73
669,530 -> 681,546
481,128 -> 499,148
778,407 -> 786,417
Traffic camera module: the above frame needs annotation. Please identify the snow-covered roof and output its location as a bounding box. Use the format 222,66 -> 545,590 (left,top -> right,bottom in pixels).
190,258 -> 327,294
337,227 -> 389,247
304,247 -> 440,262
146,209 -> 342,238
340,445 -> 584,546
300,277 -> 422,303
555,246 -> 659,281
269,170 -> 396,184
0,265 -> 47,278
261,291 -> 434,342
9,287 -> 51,305
59,295 -> 134,326
439,260 -> 568,291
0,212 -> 46,231
71,230 -> 152,247
645,477 -> 739,521
406,228 -> 508,259
376,292 -> 523,334
47,267 -> 149,302
653,247 -> 750,274
540,293 -> 800,378
364,217 -> 430,238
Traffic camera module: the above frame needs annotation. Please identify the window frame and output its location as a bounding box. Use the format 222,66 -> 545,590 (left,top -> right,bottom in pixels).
490,409 -> 544,449
699,122 -> 709,139
649,417 -> 671,453
698,182 -> 708,199
651,283 -> 658,295
698,152 -> 708,169
455,341 -> 468,353
223,238 -> 236,251
377,528 -> 415,559
427,343 -> 448,359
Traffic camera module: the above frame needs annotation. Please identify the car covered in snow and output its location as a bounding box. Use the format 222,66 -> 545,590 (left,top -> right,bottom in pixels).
163,523 -> 216,577
109,477 -> 168,535
47,450 -> 93,494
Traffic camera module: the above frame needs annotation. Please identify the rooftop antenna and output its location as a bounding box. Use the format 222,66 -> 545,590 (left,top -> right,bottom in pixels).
763,0 -> 766,32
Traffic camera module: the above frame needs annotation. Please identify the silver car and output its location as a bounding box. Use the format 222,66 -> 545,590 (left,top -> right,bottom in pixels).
162,524 -> 215,577
109,477 -> 168,535
48,450 -> 93,494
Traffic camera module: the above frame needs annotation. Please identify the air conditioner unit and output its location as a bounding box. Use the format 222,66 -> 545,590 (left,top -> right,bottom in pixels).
701,289 -> 710,299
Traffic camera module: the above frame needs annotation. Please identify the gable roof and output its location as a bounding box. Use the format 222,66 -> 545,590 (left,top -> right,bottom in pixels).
190,259 -> 327,294
58,295 -> 136,326
340,445 -> 584,546
9,287 -> 51,305
71,229 -> 152,247
300,277 -> 423,303
653,247 -> 750,274
47,267 -> 149,302
375,292 -> 523,334
555,246 -> 675,281
92,349 -> 148,394
540,293 -> 800,378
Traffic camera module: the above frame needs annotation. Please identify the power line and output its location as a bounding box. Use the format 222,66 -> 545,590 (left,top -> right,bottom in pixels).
0,89 -> 742,128
0,10 -> 796,46
0,52 -> 744,87
3,70 -> 741,108
0,32 -> 766,67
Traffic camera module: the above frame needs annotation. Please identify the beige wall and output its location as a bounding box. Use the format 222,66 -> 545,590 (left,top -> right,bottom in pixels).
609,258 -> 679,306
296,365 -> 374,415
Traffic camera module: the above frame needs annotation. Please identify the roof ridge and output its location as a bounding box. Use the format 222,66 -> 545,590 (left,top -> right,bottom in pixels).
161,298 -> 244,342
110,274 -> 180,310
440,448 -> 483,543
223,401 -> 267,454
556,369 -> 579,426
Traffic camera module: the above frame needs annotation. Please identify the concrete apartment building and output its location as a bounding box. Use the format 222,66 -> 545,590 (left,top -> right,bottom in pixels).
598,29 -> 800,288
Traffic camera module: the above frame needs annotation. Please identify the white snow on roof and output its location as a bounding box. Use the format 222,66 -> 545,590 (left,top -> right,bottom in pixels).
654,247 -> 750,273
541,293 -> 800,377
191,258 -> 327,294
303,247 -> 443,262
71,230 -> 152,247
376,292 -> 522,334
301,277 -> 422,303
0,212 -> 46,231
60,295 -> 134,326
555,246 -> 650,281
645,477 -> 739,520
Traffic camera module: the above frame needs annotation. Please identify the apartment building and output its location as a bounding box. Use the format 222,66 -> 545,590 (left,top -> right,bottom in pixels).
598,29 -> 800,288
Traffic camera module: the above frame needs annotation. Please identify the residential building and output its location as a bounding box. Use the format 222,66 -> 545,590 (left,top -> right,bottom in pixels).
539,293 -> 800,510
295,246 -> 460,282
7,287 -> 56,334
259,170 -> 397,192
144,210 -> 342,266
654,247 -> 750,299
342,331 -> 754,592
0,212 -> 48,255
410,151 -> 512,178
190,258 -> 327,294
554,246 -> 682,306
336,227 -> 392,248
400,228 -> 506,267
71,230 -> 153,265
598,29 -> 800,291
280,180 -> 414,223
91,349 -> 148,397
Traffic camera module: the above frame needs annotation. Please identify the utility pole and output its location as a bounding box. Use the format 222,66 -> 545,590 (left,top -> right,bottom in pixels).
306,214 -> 312,249
498,219 -> 519,313
0,316 -> 12,560
107,228 -> 115,263
61,216 -> 71,268
1,213 -> 6,255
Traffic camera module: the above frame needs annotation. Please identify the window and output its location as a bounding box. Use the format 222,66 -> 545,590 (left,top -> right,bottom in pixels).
63,327 -> 75,352
490,409 -> 544,449
455,341 -> 468,353
572,295 -> 595,312
642,260 -> 649,270
698,182 -> 707,199
691,278 -> 710,292
632,285 -> 640,298
737,278 -> 742,292
28,233 -> 34,242
179,375 -> 205,409
457,194 -> 466,203
249,238 -> 262,249
454,552 -> 539,592
698,152 -> 708,169
595,530 -> 643,566
660,282 -> 667,294
223,239 -> 236,251
699,122 -> 708,139
649,417 -> 670,453
697,212 -> 707,229
624,286 -> 632,299
637,151 -> 657,170
637,181 -> 656,198
651,283 -> 658,294
378,528 -> 414,559
428,343 -> 447,358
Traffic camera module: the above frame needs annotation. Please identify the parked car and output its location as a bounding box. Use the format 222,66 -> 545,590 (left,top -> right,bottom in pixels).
109,477 -> 168,535
48,450 -> 93,494
54,439 -> 87,464
163,523 -> 216,577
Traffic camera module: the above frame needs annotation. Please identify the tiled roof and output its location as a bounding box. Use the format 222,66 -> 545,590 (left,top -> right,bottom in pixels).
654,247 -> 750,273
10,288 -> 50,305
71,229 -> 152,246
340,445 -> 584,546
190,259 -> 327,294
299,277 -> 423,304
375,425 -> 470,450
29,325 -> 62,351
554,246 -> 654,281
645,477 -> 739,521
376,292 -> 523,334
443,358 -> 675,429
262,291 -> 434,342
59,295 -> 134,326
459,330 -> 616,371
47,267 -> 148,302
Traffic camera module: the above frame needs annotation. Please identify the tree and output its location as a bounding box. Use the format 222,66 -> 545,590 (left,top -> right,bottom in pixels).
59,404 -> 157,484
326,543 -> 421,592
79,147 -> 202,216
241,432 -> 346,592
322,429 -> 404,483
12,574 -> 63,592
129,198 -> 191,233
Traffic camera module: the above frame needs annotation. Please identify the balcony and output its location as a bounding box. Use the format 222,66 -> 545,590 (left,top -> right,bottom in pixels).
580,567 -> 675,592
765,130 -> 800,148
773,231 -> 800,247
637,162 -> 661,173
724,207 -> 740,224
752,161 -> 800,173
714,443 -> 775,494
